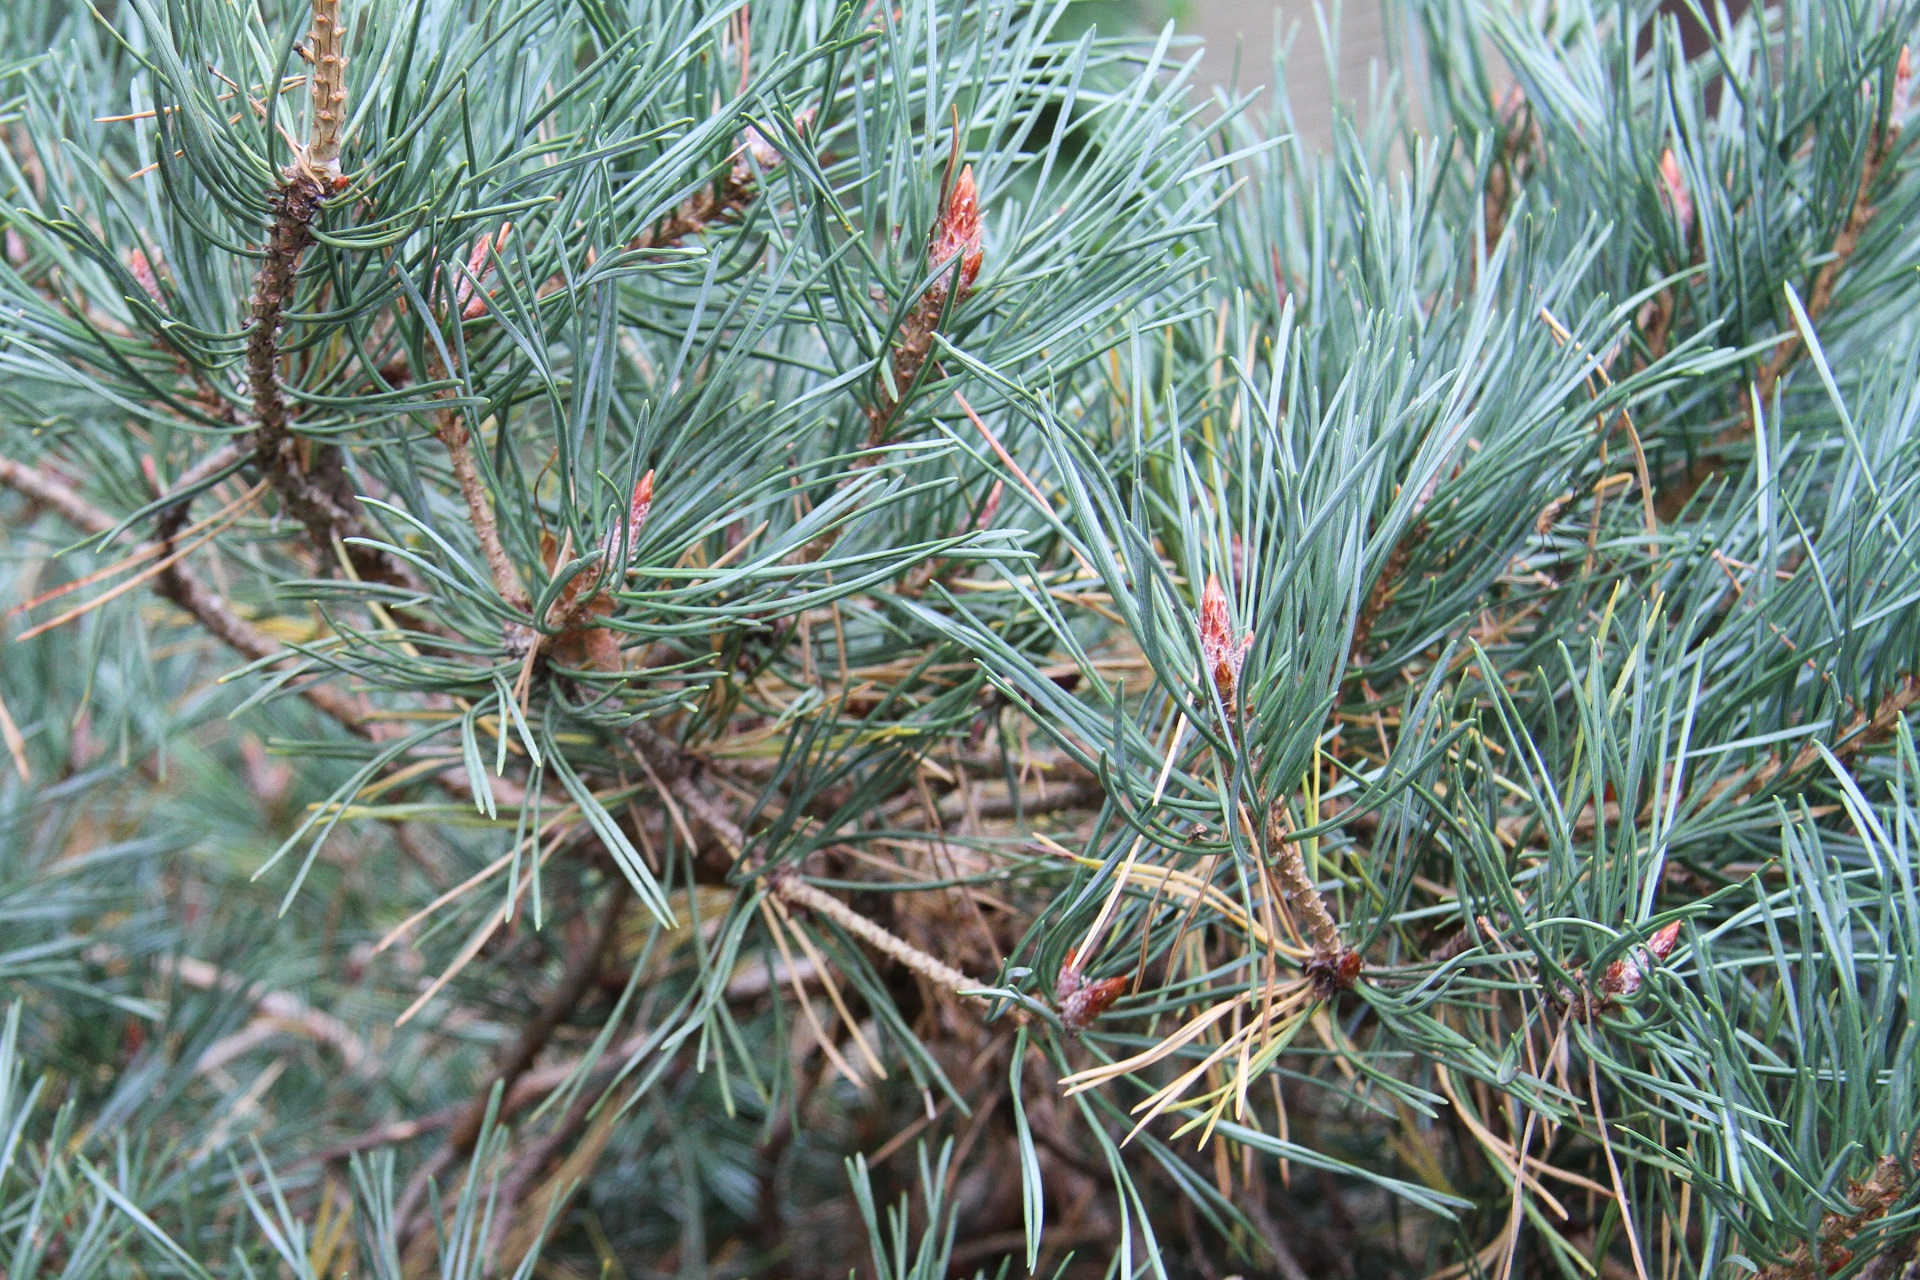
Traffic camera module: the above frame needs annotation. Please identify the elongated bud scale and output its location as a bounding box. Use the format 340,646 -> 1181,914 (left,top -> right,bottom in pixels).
1659,149 -> 1692,240
1198,572 -> 1250,705
733,108 -> 813,187
744,124 -> 784,171
627,469 -> 654,546
456,222 -> 512,320
972,478 -> 1003,530
928,164 -> 983,300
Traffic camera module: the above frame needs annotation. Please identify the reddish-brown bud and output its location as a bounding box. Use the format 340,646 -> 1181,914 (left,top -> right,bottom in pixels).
455,222 -> 512,320
1198,572 -> 1251,706
1304,946 -> 1362,999
1056,956 -> 1126,1030
1599,919 -> 1683,998
627,469 -> 654,543
928,164 -> 983,300
1658,149 -> 1692,240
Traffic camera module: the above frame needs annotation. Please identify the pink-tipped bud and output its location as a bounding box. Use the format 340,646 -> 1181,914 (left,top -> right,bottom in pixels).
1198,572 -> 1251,706
601,469 -> 655,567
127,248 -> 164,305
1600,919 -> 1683,998
1894,46 -> 1914,126
1659,149 -> 1693,240
928,164 -> 983,299
628,469 -> 654,541
456,222 -> 512,320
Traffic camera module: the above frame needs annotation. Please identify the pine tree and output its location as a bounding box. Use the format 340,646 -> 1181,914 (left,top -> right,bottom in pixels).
4,0 -> 1920,1275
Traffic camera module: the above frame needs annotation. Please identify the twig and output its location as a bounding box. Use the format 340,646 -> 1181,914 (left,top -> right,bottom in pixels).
1264,801 -> 1358,997
1677,95 -> 1906,507
1732,673 -> 1920,803
433,397 -> 527,609
241,9 -> 413,590
627,721 -> 748,860
395,879 -> 632,1260
1757,108 -> 1902,400
768,870 -> 996,1008
868,163 -> 982,447
300,0 -> 347,183
1348,526 -> 1419,667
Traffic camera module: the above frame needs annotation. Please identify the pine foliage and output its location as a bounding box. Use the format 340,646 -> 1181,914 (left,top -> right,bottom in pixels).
4,0 -> 1920,1275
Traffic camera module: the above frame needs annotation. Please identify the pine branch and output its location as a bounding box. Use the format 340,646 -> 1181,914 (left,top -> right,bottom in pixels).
241,7 -> 412,591
768,870 -> 994,1007
1757,1152 -> 1916,1280
299,0 -> 347,184
1264,801 -> 1359,997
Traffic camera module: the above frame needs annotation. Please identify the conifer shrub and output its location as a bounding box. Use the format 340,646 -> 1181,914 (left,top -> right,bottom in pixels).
4,0 -> 1920,1275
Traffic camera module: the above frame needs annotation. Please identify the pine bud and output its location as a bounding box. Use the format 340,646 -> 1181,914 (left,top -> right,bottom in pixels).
1198,572 -> 1251,706
1599,919 -> 1682,998
1658,149 -> 1692,240
456,222 -> 512,320
1056,951 -> 1126,1030
127,248 -> 164,305
601,469 -> 654,566
732,109 -> 812,187
928,163 -> 983,301
744,125 -> 781,172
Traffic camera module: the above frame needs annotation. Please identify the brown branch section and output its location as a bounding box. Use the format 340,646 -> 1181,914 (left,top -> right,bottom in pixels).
396,878 -> 633,1262
1348,525 -> 1421,668
1755,104 -> 1902,404
1731,673 -> 1920,803
1265,803 -> 1359,998
1758,1151 -> 1917,1280
420,157 -> 765,622
866,164 -> 981,449
1487,670 -> 1920,848
1476,87 -> 1537,285
244,175 -> 411,588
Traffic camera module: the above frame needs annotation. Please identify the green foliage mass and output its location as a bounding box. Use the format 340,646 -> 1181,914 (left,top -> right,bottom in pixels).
3,0 -> 1920,1276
